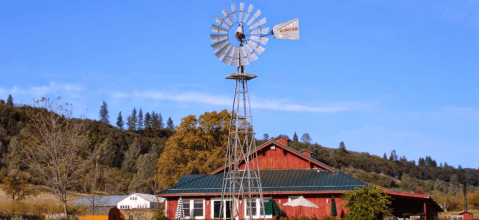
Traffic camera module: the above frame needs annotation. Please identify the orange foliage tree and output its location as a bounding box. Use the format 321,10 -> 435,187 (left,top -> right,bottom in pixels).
158,110 -> 231,189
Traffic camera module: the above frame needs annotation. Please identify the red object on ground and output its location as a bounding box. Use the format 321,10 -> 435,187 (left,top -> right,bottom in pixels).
460,211 -> 473,220
108,207 -> 125,220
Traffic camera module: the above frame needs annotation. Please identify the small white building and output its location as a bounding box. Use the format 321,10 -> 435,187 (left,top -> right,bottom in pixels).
117,193 -> 166,209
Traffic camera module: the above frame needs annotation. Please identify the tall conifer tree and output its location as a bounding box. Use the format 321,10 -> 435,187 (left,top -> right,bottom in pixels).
116,111 -> 124,129
158,113 -> 164,128
292,132 -> 299,142
167,117 -> 174,130
144,112 -> 151,128
151,111 -> 159,128
128,108 -> 137,130
6,94 -> 13,106
99,101 -> 109,124
137,108 -> 144,130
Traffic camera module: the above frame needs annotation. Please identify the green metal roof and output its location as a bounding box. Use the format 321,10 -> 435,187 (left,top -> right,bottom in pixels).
159,169 -> 366,195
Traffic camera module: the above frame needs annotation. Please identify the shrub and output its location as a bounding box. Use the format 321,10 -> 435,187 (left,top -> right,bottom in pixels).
0,211 -> 46,220
321,216 -> 337,220
300,216 -> 309,220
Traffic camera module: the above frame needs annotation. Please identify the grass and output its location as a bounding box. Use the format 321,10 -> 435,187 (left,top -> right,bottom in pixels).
438,209 -> 479,218
0,183 -> 86,213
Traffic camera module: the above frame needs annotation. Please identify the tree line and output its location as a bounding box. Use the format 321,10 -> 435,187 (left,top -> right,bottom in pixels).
99,100 -> 174,131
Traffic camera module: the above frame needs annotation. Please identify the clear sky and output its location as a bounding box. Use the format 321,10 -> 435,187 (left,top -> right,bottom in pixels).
1,1 -> 478,169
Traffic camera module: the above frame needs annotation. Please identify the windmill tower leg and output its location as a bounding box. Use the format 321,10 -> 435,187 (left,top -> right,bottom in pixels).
220,66 -> 264,220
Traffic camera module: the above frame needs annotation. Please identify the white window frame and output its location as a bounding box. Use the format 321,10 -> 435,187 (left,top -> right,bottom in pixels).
182,198 -> 205,219
210,198 -> 238,220
243,198 -> 272,219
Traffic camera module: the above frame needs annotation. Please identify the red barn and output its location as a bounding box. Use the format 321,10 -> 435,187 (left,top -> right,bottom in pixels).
158,136 -> 442,219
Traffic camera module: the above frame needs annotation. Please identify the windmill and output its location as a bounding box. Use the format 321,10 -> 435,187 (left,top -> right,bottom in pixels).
210,3 -> 299,220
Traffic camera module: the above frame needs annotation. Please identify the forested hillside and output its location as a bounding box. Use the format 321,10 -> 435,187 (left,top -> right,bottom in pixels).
1,99 -> 478,211
0,101 -> 172,195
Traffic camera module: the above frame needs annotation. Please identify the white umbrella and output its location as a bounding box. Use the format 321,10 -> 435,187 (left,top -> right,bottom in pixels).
175,197 -> 185,219
283,196 -> 318,215
283,196 -> 318,208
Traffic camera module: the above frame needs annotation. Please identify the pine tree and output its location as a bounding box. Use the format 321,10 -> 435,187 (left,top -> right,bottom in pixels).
339,141 -> 346,151
158,113 -> 164,128
6,94 -> 13,106
418,157 -> 425,166
116,112 -> 124,129
151,111 -> 159,128
292,132 -> 299,142
144,112 -> 151,129
167,117 -> 174,130
137,108 -> 144,130
383,153 -> 387,160
128,108 -> 137,130
126,115 -> 133,130
99,101 -> 109,124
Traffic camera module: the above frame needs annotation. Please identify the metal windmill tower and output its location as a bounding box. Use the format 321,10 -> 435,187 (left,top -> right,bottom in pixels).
210,3 -> 299,219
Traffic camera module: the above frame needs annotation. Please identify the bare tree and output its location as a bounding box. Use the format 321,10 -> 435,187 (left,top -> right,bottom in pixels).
23,97 -> 96,218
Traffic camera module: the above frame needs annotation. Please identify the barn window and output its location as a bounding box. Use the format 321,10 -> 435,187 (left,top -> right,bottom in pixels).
211,199 -> 233,219
244,198 -> 272,219
193,200 -> 204,216
246,199 -> 257,216
182,199 -> 205,219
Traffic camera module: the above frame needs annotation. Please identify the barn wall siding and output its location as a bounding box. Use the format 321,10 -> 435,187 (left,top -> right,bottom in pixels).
238,145 -> 320,170
165,195 -> 348,220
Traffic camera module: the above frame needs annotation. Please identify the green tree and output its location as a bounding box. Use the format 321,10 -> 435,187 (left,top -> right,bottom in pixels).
167,117 -> 174,130
152,111 -> 159,128
1,169 -> 39,201
144,112 -> 152,129
342,185 -> 391,220
122,142 -> 141,172
418,157 -> 425,166
389,150 -> 398,161
383,153 -> 387,160
129,153 -> 159,193
98,136 -> 122,168
158,110 -> 230,189
127,108 -> 137,130
263,133 -> 269,140
138,108 -> 144,130
292,132 -> 299,142
158,113 -> 164,128
339,141 -> 346,151
301,133 -> 312,144
6,94 -> 13,106
116,111 -> 124,129
99,101 -> 109,124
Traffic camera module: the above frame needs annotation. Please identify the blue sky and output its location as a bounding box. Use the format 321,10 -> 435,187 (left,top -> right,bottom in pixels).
1,1 -> 478,168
